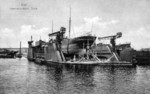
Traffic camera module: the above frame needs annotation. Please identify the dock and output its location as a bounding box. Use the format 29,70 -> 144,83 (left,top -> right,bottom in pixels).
27,27 -> 134,67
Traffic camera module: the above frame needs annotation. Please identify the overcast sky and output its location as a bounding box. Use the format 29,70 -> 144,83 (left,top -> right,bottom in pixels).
0,0 -> 150,49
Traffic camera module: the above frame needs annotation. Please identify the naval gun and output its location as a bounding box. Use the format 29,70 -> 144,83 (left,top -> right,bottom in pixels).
98,32 -> 122,52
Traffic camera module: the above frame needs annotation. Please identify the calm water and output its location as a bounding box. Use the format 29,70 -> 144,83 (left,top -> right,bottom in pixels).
0,58 -> 150,94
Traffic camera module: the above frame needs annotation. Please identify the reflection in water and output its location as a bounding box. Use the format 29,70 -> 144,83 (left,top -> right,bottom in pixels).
45,64 -> 95,94
134,66 -> 150,94
0,59 -> 150,94
94,66 -> 137,94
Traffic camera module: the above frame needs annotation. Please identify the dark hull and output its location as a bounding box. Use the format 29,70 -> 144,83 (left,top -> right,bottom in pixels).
61,35 -> 96,55
0,50 -> 17,58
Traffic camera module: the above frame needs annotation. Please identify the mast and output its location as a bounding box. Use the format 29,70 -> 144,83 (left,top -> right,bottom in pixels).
67,7 -> 71,54
52,20 -> 53,33
19,41 -> 21,55
91,23 -> 93,32
31,36 -> 32,41
69,7 -> 71,38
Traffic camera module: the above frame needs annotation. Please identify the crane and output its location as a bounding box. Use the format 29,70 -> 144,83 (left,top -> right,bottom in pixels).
48,27 -> 66,50
98,32 -> 122,52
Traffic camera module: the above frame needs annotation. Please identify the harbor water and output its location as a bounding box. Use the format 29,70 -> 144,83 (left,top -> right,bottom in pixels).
0,58 -> 150,94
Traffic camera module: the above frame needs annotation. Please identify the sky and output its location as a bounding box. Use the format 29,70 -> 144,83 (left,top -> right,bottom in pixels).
0,0 -> 150,50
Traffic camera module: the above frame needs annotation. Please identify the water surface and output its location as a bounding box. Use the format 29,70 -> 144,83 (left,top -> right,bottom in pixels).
0,58 -> 150,94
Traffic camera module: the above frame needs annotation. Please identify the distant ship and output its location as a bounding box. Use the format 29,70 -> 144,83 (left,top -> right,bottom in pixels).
0,48 -> 18,58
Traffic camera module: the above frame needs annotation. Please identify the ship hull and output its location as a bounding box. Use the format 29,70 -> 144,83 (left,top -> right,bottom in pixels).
61,35 -> 96,55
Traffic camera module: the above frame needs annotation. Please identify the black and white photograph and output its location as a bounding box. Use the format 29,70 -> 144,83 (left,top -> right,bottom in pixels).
0,0 -> 150,94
